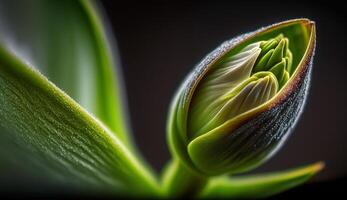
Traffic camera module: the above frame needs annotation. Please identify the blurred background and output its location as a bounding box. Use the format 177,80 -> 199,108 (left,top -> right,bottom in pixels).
0,0 -> 346,198
101,0 -> 347,197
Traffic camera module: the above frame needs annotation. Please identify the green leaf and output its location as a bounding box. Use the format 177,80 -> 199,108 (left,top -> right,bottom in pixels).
0,45 -> 159,196
199,162 -> 324,198
0,0 -> 133,148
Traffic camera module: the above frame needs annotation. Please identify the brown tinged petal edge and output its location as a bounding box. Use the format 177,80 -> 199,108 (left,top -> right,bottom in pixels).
168,18 -> 316,175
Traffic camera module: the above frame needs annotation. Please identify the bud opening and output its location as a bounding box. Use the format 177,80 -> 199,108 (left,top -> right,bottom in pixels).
188,34 -> 293,139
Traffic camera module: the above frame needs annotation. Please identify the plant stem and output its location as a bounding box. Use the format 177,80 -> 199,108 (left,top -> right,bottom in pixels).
162,160 -> 209,197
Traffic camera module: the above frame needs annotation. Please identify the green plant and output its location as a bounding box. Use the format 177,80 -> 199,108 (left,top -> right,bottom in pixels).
0,0 -> 322,198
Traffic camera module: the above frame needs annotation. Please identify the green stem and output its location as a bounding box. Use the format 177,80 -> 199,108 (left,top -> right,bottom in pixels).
162,160 -> 209,198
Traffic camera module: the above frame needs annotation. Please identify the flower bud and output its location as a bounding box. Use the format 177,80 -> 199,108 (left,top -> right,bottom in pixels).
168,19 -> 316,175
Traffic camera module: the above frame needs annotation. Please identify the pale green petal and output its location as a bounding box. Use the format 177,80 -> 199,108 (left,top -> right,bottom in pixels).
188,43 -> 261,138
267,39 -> 286,67
192,72 -> 278,138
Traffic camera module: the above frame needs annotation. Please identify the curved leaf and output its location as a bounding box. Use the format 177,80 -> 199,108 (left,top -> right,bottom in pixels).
0,45 -> 159,196
199,162 -> 324,198
0,0 -> 133,148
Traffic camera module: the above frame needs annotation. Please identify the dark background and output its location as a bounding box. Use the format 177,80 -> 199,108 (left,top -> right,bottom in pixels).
101,0 -> 347,188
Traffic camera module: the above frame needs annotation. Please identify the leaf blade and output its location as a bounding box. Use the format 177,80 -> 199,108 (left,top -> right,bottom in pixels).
0,45 -> 159,196
199,162 -> 324,198
0,0 -> 133,148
